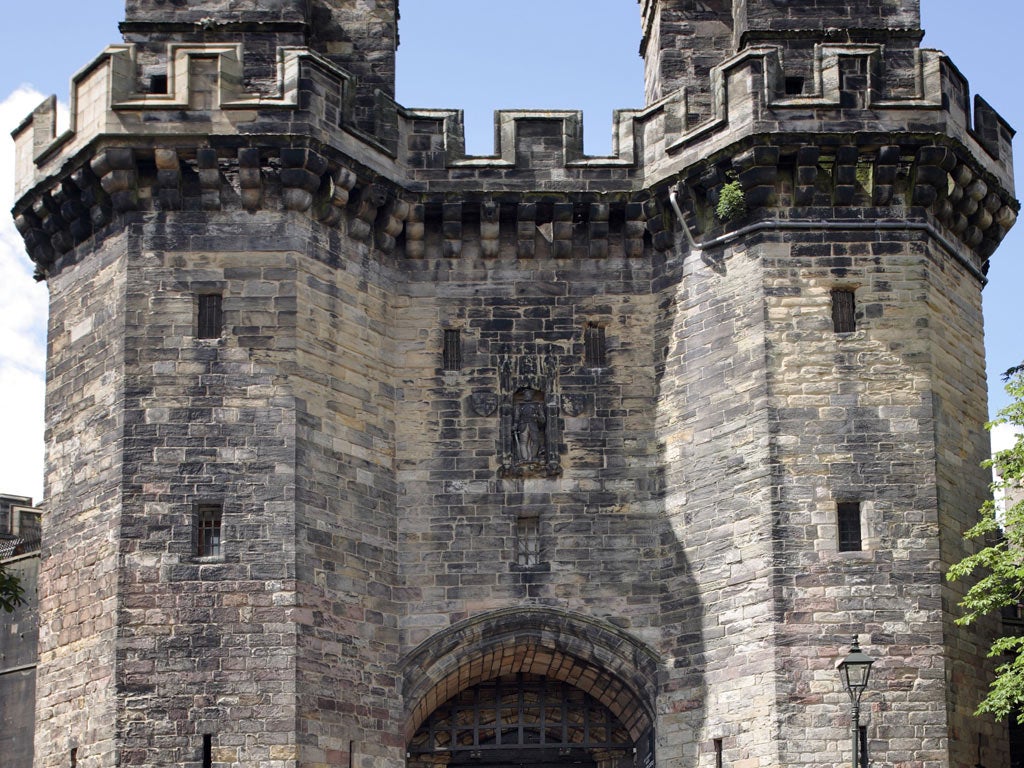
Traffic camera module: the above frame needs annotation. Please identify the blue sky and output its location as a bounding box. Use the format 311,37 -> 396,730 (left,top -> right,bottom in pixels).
0,1 -> 1020,502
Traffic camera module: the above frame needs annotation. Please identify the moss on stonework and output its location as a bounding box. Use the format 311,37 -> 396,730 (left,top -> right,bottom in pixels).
856,163 -> 873,194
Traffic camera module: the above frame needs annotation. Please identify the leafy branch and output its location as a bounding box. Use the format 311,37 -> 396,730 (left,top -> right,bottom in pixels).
0,564 -> 24,613
948,365 -> 1024,720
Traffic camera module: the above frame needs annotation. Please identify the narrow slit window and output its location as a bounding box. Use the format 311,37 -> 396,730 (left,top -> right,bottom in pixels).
515,516 -> 540,567
197,293 -> 223,339
585,323 -> 606,368
858,725 -> 868,768
443,329 -> 462,371
837,502 -> 862,552
197,504 -> 223,558
714,739 -> 723,768
203,734 -> 213,768
831,288 -> 856,333
70,748 -> 78,768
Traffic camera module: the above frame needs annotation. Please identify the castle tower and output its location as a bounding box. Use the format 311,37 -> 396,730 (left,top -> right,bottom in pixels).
120,0 -> 398,130
11,1 -> 1017,767
640,0 -> 734,110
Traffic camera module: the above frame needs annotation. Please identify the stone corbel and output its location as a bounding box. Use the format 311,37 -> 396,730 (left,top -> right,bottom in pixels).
238,148 -> 262,213
91,148 -> 138,212
405,205 -> 426,259
795,146 -> 820,206
480,202 -> 500,258
872,146 -> 900,206
443,202 -> 463,258
552,203 -> 573,259
376,197 -> 410,254
516,203 -> 537,259
196,148 -> 222,211
349,184 -> 387,242
280,147 -> 328,212
314,165 -> 357,227
625,201 -> 647,259
155,149 -> 183,210
589,203 -> 609,259
31,192 -> 68,257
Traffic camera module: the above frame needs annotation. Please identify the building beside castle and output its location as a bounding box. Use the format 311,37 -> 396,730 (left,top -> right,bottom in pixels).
8,1 -> 1018,766
0,495 -> 41,768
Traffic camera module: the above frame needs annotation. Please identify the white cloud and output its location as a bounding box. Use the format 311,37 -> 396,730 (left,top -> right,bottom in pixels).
991,422 -> 1022,455
0,87 -> 49,504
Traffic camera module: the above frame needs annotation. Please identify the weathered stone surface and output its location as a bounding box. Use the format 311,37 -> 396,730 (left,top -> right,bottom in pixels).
8,2 -> 1018,768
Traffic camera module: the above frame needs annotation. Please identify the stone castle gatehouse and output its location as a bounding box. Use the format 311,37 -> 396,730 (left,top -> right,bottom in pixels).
9,1 -> 1018,766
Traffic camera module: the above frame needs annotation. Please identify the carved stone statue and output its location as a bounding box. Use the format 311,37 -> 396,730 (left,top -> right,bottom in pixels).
513,389 -> 546,462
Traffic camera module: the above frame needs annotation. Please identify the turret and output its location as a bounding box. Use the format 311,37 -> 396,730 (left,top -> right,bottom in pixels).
120,0 -> 398,132
641,0 -> 926,121
640,0 -> 734,112
306,0 -> 398,131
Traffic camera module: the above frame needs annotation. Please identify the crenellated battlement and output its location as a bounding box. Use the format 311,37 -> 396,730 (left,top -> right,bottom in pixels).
11,35 -> 1016,276
14,35 -> 1014,191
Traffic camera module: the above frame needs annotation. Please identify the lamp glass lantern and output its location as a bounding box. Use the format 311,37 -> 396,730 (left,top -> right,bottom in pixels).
838,636 -> 875,703
838,636 -> 875,768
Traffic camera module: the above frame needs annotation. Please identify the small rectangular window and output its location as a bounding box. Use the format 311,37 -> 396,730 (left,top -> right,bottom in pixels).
714,739 -> 723,768
585,323 -> 606,368
197,504 -> 223,558
149,73 -> 168,94
516,516 -> 540,567
197,294 -> 223,339
785,76 -> 805,95
70,748 -> 78,768
203,734 -> 213,768
858,725 -> 868,768
443,329 -> 462,371
837,502 -> 862,552
831,289 -> 856,333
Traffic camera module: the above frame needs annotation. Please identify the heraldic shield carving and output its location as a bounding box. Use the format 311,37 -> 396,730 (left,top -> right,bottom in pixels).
470,391 -> 499,417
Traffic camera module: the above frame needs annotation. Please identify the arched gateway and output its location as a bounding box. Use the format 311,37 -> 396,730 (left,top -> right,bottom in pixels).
400,609 -> 660,768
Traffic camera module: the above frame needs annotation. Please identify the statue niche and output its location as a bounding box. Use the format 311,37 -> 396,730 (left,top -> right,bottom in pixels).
513,388 -> 547,463
498,357 -> 561,479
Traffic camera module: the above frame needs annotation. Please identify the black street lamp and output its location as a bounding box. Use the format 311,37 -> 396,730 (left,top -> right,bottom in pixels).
837,635 -> 875,768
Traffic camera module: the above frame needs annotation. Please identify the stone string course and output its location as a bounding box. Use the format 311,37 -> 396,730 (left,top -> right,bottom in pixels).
9,2 -> 1018,768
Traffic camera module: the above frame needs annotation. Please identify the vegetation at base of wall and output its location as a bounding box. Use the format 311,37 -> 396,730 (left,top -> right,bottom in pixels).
716,175 -> 747,222
0,565 -> 24,613
948,363 -> 1024,721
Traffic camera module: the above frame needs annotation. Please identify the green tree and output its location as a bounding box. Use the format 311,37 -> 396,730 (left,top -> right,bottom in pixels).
948,364 -> 1024,721
0,562 -> 24,613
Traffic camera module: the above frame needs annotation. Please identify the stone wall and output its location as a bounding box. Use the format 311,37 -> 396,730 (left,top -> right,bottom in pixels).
925,235 -> 1005,768
291,222 -> 402,768
653,236 -> 776,766
34,236 -> 127,768
757,228 -> 953,767
10,1 -> 1018,767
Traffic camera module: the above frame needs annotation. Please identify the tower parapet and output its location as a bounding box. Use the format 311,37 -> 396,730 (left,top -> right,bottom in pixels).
13,31 -> 1015,276
119,0 -> 396,131
10,2 -> 1018,768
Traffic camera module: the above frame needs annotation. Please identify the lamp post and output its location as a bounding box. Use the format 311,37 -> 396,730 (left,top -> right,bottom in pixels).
837,635 -> 875,768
